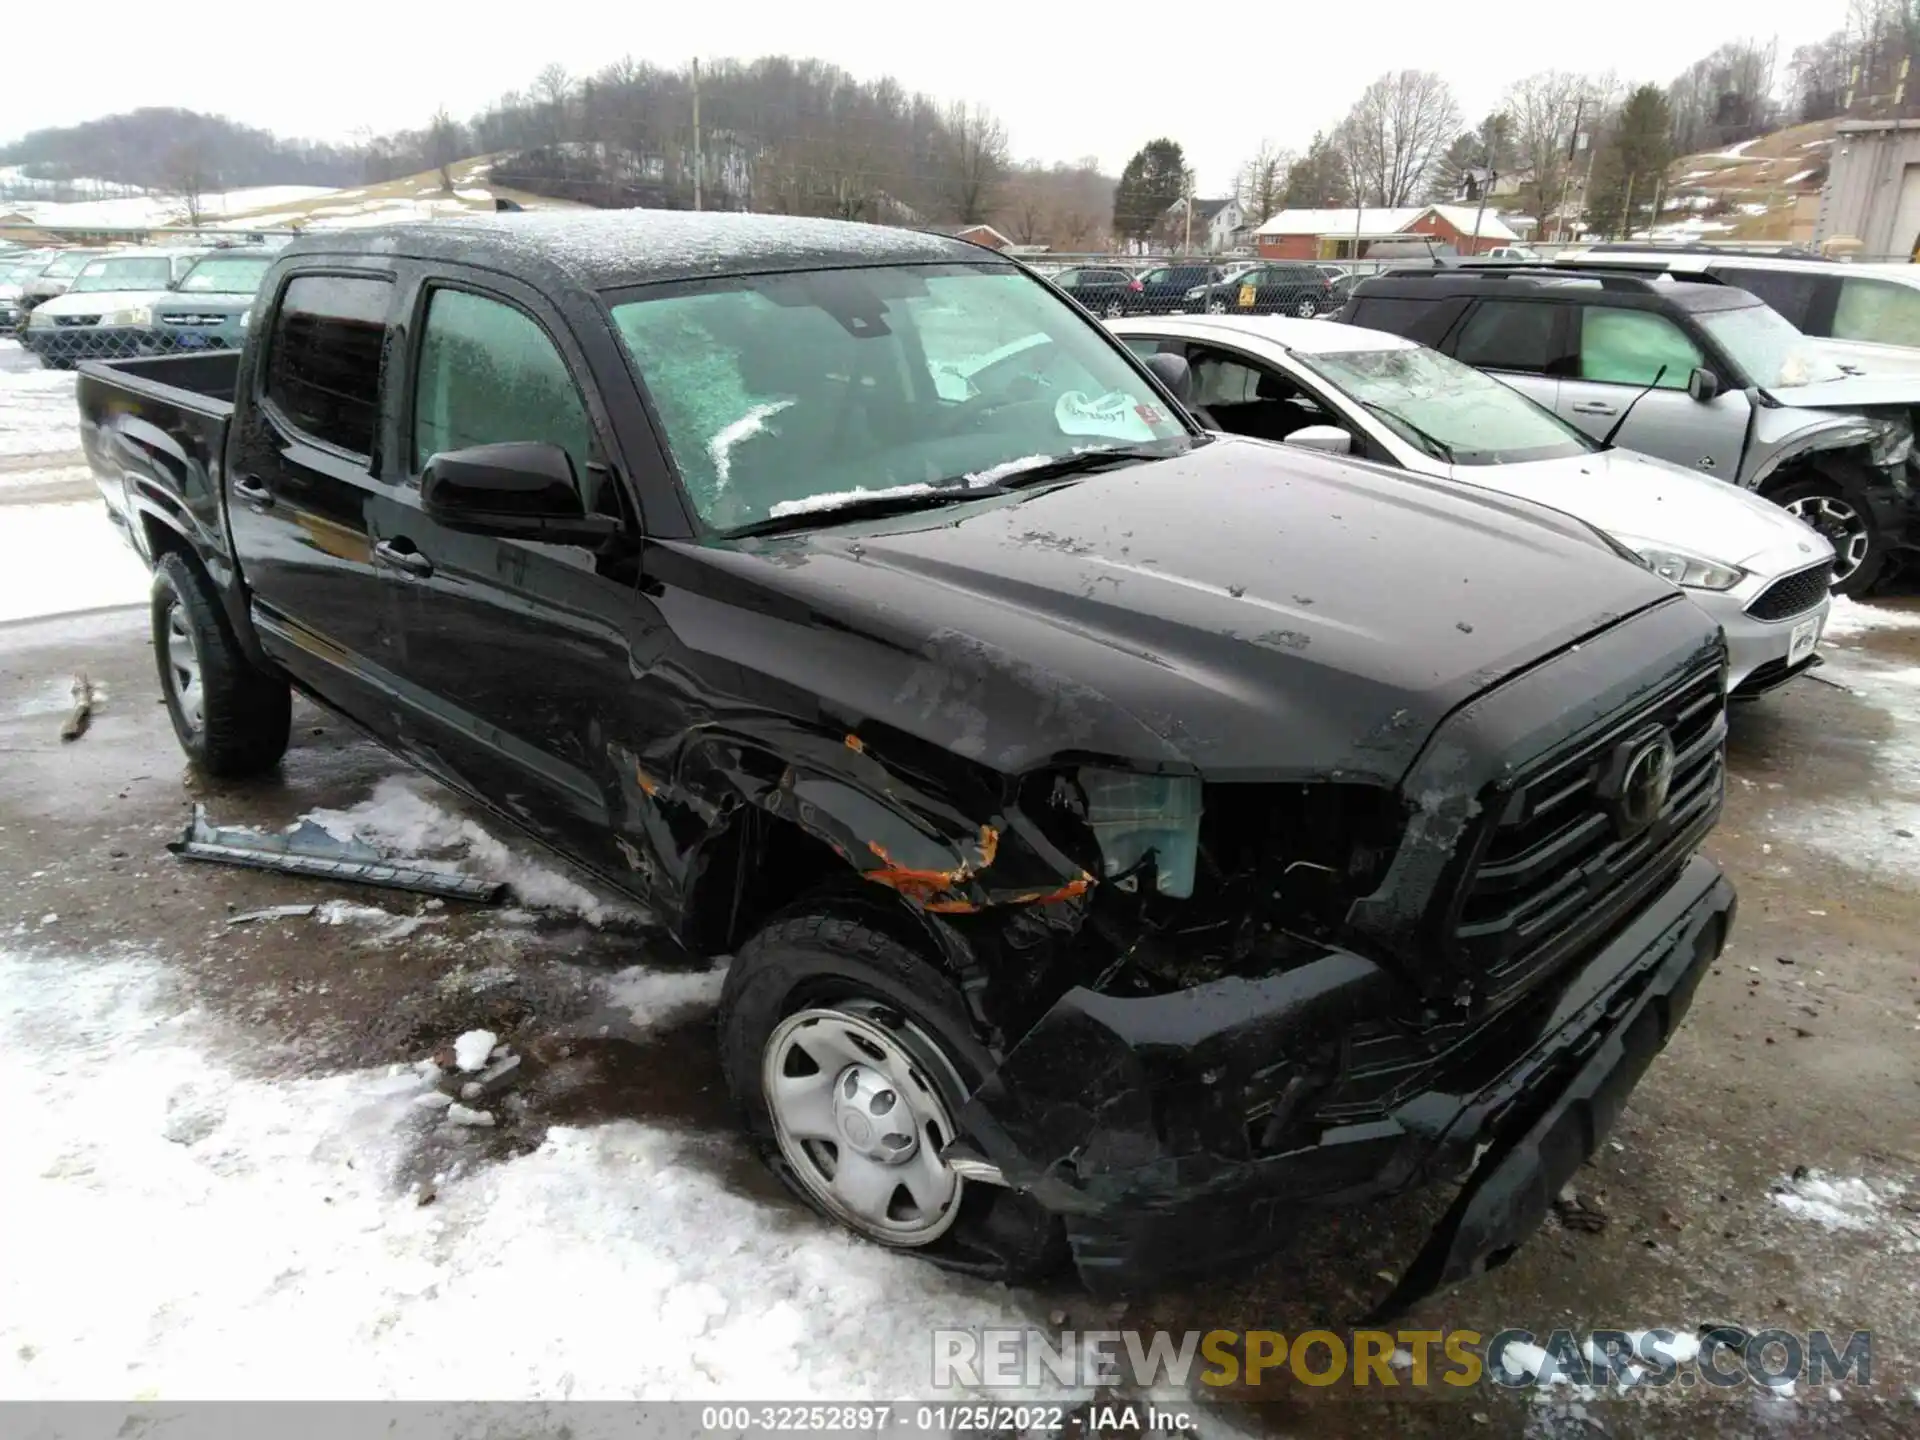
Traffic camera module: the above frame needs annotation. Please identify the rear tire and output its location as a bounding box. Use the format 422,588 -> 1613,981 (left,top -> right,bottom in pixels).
152,551 -> 291,777
720,910 -> 1065,1282
1769,476 -> 1887,597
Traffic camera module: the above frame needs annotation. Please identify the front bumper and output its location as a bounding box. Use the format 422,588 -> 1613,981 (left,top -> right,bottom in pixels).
955,854 -> 1734,1310
1702,590 -> 1831,697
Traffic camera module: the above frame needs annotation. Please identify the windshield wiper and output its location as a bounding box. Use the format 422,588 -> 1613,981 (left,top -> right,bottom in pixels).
727,444 -> 1187,539
726,486 -> 993,539
1361,402 -> 1457,464
956,441 -> 1196,494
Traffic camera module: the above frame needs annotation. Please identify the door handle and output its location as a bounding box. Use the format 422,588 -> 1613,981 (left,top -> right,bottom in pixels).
1569,401 -> 1619,416
232,476 -> 274,508
373,539 -> 434,578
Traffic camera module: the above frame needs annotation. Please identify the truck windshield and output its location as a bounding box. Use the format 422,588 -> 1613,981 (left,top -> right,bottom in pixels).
1296,344 -> 1596,466
1695,302 -> 1846,390
609,264 -> 1189,532
69,257 -> 174,293
176,256 -> 271,294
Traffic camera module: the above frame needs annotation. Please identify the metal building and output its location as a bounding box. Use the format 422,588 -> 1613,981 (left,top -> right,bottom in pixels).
1818,119 -> 1920,260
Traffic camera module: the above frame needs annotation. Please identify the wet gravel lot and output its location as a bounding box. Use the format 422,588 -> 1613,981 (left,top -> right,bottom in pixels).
3,562 -> 1919,1430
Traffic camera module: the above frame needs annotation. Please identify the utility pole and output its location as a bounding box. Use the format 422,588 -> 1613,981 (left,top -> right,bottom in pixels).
692,57 -> 703,212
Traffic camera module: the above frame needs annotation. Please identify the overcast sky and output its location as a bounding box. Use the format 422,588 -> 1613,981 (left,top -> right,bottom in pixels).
2,0 -> 1853,194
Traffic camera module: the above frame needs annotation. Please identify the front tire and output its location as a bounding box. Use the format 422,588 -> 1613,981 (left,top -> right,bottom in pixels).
152,551 -> 292,776
1770,477 -> 1887,597
720,910 -> 1064,1281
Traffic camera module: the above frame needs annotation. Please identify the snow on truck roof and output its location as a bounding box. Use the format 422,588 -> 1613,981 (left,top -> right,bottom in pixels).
283,209 -> 993,290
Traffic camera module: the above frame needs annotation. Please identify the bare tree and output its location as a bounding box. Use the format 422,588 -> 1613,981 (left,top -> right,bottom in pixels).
1235,139 -> 1292,227
1333,71 -> 1462,207
940,102 -> 1009,225
427,108 -> 462,193
1502,70 -> 1590,230
166,142 -> 211,225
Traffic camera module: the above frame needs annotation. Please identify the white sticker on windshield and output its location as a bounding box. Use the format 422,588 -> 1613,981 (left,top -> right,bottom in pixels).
1055,390 -> 1156,442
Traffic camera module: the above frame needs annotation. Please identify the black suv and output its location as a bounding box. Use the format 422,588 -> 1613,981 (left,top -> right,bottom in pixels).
1187,262 -> 1341,318
1336,267 -> 1920,593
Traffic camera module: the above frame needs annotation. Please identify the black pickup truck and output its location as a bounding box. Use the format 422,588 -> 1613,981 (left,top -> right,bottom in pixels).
78,211 -> 1734,1308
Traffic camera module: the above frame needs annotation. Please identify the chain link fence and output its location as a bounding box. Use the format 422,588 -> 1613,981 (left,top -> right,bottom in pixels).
2,226 -> 296,368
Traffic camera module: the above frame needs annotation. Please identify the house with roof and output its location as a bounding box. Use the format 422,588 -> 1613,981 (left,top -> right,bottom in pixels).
1253,205 -> 1517,259
1161,197 -> 1247,253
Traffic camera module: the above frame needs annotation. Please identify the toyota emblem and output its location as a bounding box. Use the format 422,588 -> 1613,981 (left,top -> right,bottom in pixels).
1608,731 -> 1676,837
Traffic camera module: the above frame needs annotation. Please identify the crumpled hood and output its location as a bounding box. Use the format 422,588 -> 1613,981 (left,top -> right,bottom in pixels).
1451,448 -> 1833,570
34,287 -> 171,318
683,438 -> 1684,786
1765,368 -> 1920,410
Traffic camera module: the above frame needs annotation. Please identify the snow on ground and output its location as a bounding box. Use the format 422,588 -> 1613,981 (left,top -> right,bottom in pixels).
1823,596 -> 1920,638
0,503 -> 150,624
1772,1170 -> 1916,1245
0,949 -> 1050,1401
604,961 -> 731,1031
1765,615 -> 1920,883
303,776 -> 641,925
0,343 -> 81,459
0,183 -> 335,229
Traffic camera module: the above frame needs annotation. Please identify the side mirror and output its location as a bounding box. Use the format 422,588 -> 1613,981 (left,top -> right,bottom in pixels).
1687,367 -> 1720,403
421,441 -> 620,544
1143,350 -> 1193,405
1283,425 -> 1353,456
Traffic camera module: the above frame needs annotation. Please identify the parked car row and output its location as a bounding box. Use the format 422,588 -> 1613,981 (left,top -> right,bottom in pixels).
78,210 -> 1763,1316
4,242 -> 272,366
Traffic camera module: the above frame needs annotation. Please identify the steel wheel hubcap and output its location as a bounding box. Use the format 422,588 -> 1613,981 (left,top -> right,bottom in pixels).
1786,495 -> 1869,579
763,1004 -> 963,1246
164,602 -> 204,735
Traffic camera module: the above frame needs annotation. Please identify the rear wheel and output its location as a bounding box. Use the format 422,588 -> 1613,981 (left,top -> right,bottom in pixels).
1294,297 -> 1317,318
1770,477 -> 1886,597
152,551 -> 292,776
720,910 -> 1064,1280
1102,300 -> 1125,319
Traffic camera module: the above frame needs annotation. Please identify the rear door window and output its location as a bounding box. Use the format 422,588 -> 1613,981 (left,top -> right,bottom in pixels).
1577,306 -> 1703,389
1833,277 -> 1920,347
1452,300 -> 1561,372
263,274 -> 392,457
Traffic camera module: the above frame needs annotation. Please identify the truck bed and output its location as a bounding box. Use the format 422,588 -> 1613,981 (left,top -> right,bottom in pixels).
77,351 -> 240,574
78,350 -> 242,416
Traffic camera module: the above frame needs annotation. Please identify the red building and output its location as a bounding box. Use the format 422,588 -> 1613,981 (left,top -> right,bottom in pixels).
1253,205 -> 1517,260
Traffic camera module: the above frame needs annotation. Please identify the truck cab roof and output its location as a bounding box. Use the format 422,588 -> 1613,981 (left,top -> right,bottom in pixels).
284,210 -> 994,293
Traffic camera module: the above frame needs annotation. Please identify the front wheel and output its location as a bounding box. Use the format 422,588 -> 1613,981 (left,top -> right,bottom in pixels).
1770,477 -> 1886,597
1294,298 -> 1318,318
720,910 -> 1064,1281
152,551 -> 292,776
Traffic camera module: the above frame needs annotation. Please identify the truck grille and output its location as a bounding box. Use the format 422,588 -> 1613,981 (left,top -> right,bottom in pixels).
158,312 -> 226,327
1745,563 -> 1831,622
53,314 -> 101,327
1448,664 -> 1725,1007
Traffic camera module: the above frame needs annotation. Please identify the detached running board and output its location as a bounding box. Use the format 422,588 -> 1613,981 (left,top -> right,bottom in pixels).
168,803 -> 505,904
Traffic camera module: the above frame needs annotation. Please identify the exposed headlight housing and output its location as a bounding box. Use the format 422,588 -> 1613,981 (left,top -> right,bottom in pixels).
1864,413 -> 1914,468
1621,538 -> 1746,591
239,307 -> 252,330
1076,768 -> 1202,896
27,307 -> 55,328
